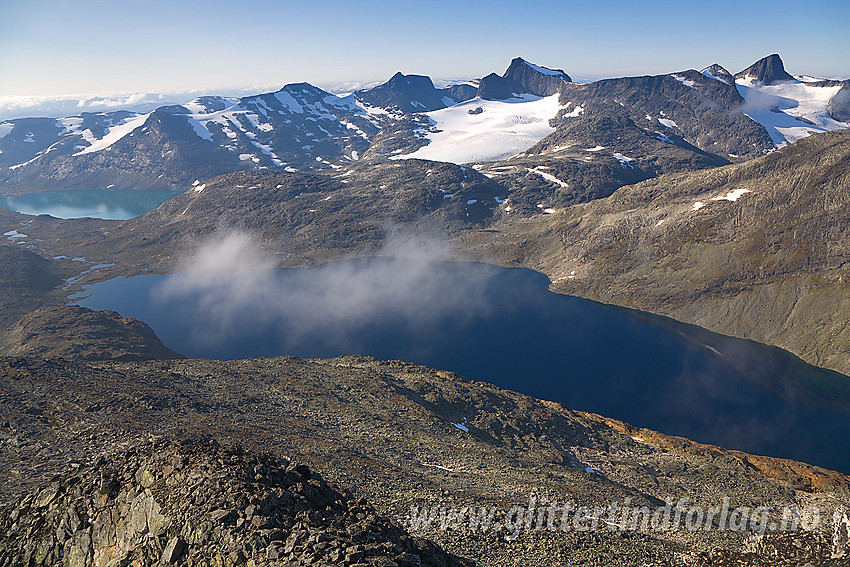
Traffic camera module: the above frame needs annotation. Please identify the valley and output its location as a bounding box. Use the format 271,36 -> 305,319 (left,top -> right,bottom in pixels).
1,52 -> 849,566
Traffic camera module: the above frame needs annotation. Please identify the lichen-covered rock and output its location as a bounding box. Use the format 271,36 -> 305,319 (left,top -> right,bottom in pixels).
0,439 -> 465,567
696,530 -> 847,566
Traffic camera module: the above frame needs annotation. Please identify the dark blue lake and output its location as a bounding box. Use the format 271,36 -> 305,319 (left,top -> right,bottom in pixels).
1,189 -> 179,219
76,257 -> 850,473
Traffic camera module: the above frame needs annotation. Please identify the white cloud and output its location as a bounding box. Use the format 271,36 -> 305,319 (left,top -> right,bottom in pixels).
0,85 -> 287,121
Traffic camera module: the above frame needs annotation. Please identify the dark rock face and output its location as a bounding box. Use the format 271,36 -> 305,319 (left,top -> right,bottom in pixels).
476,73 -> 516,100
1,305 -> 183,361
356,72 -> 464,113
191,95 -> 230,113
0,439 -> 464,567
829,84 -> 850,122
502,57 -> 571,95
477,58 -> 571,100
441,83 -> 478,104
0,118 -> 65,167
735,53 -> 796,84
555,70 -> 774,159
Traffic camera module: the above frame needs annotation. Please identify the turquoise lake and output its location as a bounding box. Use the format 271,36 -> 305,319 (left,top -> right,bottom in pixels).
1,189 -> 179,220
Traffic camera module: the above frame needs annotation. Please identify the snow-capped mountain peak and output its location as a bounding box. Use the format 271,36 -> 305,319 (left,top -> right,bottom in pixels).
734,56 -> 849,148
510,57 -> 572,81
1,54 -> 847,191
478,57 -> 572,100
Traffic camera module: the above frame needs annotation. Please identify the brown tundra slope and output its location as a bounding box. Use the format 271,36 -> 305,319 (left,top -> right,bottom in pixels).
471,129 -> 850,377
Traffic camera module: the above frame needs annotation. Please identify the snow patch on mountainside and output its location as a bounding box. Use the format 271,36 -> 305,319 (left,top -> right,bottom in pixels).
273,91 -> 305,114
528,166 -> 569,188
184,115 -> 213,141
794,75 -> 827,84
711,188 -> 751,202
736,77 -> 848,147
396,94 -> 564,164
672,75 -> 696,88
524,60 -> 567,78
702,70 -> 728,85
562,105 -> 583,118
0,123 -> 13,139
72,113 -> 150,156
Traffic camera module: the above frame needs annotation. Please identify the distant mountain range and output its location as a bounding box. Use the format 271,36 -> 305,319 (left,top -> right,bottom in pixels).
0,54 -> 847,195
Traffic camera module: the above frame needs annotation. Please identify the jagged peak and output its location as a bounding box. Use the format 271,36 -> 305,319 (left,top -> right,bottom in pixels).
700,63 -> 735,86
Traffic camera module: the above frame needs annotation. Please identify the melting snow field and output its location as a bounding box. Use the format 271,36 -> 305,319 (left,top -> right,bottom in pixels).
4,229 -> 27,240
736,77 -> 848,147
528,166 -> 569,188
711,188 -> 751,202
396,94 -> 564,164
70,113 -> 151,156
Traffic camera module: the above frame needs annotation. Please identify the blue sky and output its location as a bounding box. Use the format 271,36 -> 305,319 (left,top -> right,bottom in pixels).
1,0 -> 848,98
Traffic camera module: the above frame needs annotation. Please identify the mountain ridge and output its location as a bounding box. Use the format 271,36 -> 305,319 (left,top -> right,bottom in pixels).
2,54 -> 846,194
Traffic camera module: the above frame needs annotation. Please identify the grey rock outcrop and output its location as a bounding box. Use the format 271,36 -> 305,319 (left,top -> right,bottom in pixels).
0,439 -> 463,567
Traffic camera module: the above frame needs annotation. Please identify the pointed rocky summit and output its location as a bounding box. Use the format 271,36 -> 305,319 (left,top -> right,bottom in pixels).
735,54 -> 795,84
700,63 -> 735,86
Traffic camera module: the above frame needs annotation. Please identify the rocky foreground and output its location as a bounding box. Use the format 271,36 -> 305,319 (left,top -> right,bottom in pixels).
0,438 -> 462,567
2,355 -> 850,565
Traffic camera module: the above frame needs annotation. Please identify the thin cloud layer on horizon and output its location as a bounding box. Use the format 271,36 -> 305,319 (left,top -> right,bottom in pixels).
2,0 -> 847,101
3,63 -> 847,123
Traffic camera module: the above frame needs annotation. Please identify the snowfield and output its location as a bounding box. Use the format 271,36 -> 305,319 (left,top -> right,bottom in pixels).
701,69 -> 729,85
523,60 -> 568,77
735,77 -> 848,147
72,113 -> 151,156
395,94 -> 565,164
528,166 -> 569,188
